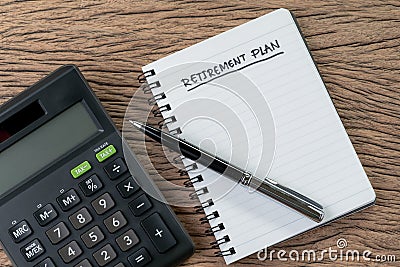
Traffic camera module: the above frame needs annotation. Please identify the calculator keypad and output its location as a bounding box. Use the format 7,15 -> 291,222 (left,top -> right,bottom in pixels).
58,240 -> 82,263
7,143 -> 185,266
92,193 -> 115,215
46,222 -> 70,244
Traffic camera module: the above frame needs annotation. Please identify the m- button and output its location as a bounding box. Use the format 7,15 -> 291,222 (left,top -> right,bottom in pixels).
34,204 -> 58,226
9,220 -> 32,243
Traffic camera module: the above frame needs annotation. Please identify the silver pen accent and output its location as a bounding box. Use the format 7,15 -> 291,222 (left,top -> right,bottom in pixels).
130,120 -> 324,222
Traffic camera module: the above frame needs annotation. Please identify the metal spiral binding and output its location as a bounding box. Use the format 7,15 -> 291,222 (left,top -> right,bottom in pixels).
138,69 -> 156,83
215,248 -> 236,257
177,162 -> 197,176
205,223 -> 225,236
142,81 -> 161,94
183,174 -> 203,187
189,187 -> 209,200
157,115 -> 176,128
194,199 -> 214,213
139,69 -> 235,258
152,104 -> 171,117
200,211 -> 219,224
169,127 -> 182,135
148,92 -> 166,105
210,235 -> 231,249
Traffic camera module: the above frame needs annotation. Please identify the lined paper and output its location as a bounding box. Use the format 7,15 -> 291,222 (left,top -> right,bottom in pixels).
142,8 -> 375,264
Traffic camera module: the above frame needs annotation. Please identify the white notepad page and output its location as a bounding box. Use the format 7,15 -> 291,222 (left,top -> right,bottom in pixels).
142,8 -> 375,264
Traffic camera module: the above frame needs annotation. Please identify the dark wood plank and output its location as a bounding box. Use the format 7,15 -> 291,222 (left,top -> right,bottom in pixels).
0,0 -> 399,266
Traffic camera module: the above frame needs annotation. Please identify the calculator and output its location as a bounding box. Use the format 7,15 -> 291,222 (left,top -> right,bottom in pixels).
0,65 -> 194,266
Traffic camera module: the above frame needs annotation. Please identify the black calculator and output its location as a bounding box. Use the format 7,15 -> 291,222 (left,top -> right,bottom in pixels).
0,65 -> 194,266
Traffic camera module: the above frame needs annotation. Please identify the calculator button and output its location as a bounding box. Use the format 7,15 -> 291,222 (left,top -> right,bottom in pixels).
34,258 -> 55,267
93,244 -> 117,266
69,207 -> 93,230
58,240 -> 82,263
80,174 -> 103,196
117,176 -> 139,198
71,160 -> 92,179
81,226 -> 105,248
114,263 -> 125,267
129,194 -> 152,216
116,229 -> 139,252
92,193 -> 115,215
104,158 -> 127,180
9,220 -> 32,243
74,259 -> 93,267
141,213 -> 177,253
21,239 -> 45,262
57,189 -> 81,211
46,222 -> 70,244
104,211 -> 127,233
128,248 -> 151,267
34,204 -> 58,226
96,144 -> 117,162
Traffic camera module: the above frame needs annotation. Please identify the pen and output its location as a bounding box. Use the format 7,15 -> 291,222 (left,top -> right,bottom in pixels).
130,120 -> 324,222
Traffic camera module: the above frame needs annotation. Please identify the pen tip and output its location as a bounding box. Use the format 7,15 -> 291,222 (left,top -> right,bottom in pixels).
129,120 -> 145,131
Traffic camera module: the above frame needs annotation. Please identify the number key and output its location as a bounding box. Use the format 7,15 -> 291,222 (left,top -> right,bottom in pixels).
74,259 -> 93,267
93,244 -> 117,266
46,222 -> 70,244
34,258 -> 55,267
104,211 -> 127,233
69,207 -> 93,230
81,226 -> 105,248
116,229 -> 139,251
58,241 -> 82,263
92,193 -> 115,215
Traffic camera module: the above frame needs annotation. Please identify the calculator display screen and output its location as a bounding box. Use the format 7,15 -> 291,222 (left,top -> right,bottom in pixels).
0,102 -> 100,196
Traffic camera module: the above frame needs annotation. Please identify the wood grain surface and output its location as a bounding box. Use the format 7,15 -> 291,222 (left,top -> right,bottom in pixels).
0,0 -> 399,266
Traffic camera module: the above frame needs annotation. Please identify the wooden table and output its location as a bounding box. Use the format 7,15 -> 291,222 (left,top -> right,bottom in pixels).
0,1 -> 399,266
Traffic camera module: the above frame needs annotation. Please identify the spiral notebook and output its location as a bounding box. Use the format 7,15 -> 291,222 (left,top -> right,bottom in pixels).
140,8 -> 375,264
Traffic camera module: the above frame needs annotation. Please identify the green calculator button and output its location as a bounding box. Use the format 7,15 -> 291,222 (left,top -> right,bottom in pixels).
96,145 -> 117,162
71,161 -> 92,179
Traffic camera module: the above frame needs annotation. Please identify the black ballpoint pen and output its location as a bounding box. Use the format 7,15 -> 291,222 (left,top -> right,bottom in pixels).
130,120 -> 324,222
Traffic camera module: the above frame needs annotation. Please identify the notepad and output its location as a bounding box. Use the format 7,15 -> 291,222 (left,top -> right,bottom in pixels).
141,8 -> 375,264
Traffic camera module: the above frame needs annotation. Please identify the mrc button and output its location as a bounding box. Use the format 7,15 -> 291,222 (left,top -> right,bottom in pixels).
21,239 -> 45,262
9,220 -> 33,243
